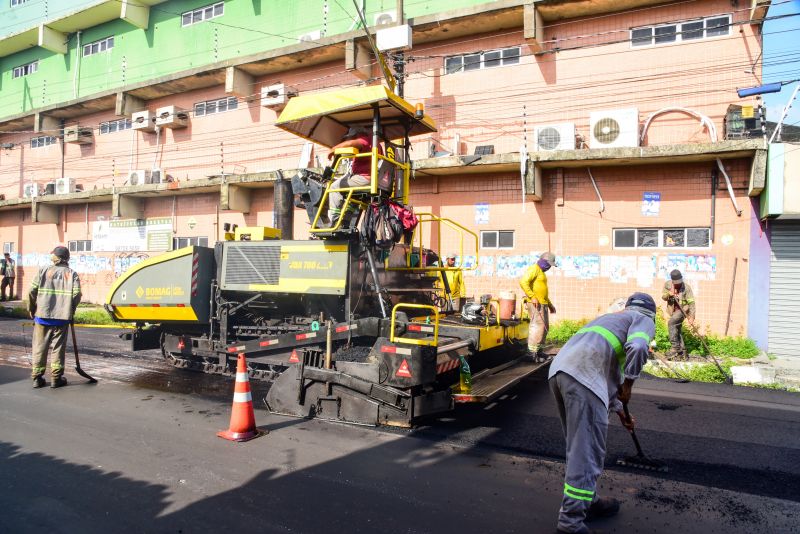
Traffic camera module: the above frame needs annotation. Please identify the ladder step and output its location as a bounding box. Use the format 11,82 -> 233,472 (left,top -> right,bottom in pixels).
452,358 -> 549,403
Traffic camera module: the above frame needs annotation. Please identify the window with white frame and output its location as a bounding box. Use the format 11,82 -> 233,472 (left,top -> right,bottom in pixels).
68,240 -> 92,253
631,14 -> 731,47
480,230 -> 515,250
30,136 -> 57,148
83,36 -> 114,57
613,227 -> 711,249
173,236 -> 208,250
3,242 -> 14,254
194,96 -> 238,117
181,2 -> 224,27
445,46 -> 521,74
12,60 -> 38,79
11,0 -> 30,6
99,118 -> 132,134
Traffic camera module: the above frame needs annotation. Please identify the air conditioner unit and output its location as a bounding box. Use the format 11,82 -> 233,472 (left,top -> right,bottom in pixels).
127,169 -> 151,186
589,108 -> 639,149
64,126 -> 94,145
56,177 -> 77,194
534,123 -> 576,151
261,83 -> 298,109
131,110 -> 156,132
23,183 -> 39,198
374,10 -> 397,26
150,168 -> 166,184
297,30 -> 321,43
155,106 -> 189,129
44,182 -> 56,195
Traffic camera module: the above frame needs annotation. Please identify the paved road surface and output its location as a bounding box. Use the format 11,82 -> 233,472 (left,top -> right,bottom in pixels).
1,318 -> 798,533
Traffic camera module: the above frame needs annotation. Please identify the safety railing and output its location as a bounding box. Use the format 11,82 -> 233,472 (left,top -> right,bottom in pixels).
310,146 -> 410,234
390,303 -> 439,347
385,212 -> 479,274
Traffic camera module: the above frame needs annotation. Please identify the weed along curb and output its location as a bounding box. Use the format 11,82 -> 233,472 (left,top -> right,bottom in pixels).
1,304 -> 131,328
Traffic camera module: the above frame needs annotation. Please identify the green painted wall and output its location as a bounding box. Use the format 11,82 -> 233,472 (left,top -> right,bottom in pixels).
0,0 -> 93,39
0,0 -> 492,121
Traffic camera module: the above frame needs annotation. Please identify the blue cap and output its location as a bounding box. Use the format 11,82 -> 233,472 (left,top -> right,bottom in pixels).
625,292 -> 656,315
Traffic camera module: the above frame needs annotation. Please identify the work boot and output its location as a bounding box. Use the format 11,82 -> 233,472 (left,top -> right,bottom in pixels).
585,497 -> 620,521
523,350 -> 537,362
32,376 -> 46,389
50,376 -> 68,389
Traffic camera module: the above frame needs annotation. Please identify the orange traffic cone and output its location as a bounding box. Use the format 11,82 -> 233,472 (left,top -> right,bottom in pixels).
217,354 -> 263,442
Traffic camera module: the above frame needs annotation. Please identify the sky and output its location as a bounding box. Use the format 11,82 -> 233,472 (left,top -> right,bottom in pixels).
762,0 -> 800,127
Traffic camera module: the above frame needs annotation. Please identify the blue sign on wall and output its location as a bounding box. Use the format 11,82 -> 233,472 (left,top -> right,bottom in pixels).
642,192 -> 661,217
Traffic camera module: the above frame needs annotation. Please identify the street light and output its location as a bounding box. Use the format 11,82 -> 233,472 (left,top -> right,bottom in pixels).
737,79 -> 800,143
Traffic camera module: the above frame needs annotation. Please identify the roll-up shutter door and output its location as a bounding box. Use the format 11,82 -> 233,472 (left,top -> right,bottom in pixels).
769,223 -> 800,358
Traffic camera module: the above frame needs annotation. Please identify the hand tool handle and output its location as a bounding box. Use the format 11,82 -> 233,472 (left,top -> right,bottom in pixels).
623,403 -> 645,457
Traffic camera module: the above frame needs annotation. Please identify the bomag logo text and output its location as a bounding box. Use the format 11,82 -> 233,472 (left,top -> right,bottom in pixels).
288,261 -> 334,270
145,286 -> 186,299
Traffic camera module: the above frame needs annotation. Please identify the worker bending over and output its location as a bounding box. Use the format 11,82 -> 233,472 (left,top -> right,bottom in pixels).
661,269 -> 695,359
519,252 -> 556,361
548,292 -> 656,534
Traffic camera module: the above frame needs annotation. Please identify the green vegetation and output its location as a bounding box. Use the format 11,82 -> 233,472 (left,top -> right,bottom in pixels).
1,305 -> 118,326
546,318 -> 588,345
646,360 -> 733,383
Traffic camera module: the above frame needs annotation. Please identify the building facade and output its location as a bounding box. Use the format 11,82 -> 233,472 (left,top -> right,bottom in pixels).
1,0 -> 789,352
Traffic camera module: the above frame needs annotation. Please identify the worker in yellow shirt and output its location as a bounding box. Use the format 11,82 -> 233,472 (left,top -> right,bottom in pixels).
440,252 -> 466,312
519,252 -> 556,361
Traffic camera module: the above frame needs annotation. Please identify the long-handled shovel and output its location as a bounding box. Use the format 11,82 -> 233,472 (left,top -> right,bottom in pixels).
71,323 -> 97,383
674,301 -> 733,385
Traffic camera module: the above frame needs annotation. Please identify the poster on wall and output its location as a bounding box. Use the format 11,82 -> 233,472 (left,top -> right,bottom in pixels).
474,203 -> 489,225
642,192 -> 661,217
92,217 -> 172,252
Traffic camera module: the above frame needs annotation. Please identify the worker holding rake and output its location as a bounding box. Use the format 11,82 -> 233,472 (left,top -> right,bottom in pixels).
548,292 -> 656,534
661,269 -> 696,360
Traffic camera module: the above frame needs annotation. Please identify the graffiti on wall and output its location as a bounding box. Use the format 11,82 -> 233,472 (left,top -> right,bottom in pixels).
19,251 -> 151,280
460,252 -> 716,287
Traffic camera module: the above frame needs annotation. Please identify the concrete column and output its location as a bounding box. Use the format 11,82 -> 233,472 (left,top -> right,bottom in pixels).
112,193 -> 144,219
525,161 -> 543,201
346,39 -> 372,81
225,67 -> 255,99
748,149 -> 767,196
38,24 -> 67,54
34,113 -> 60,134
121,0 -> 150,29
32,201 -> 60,224
115,92 -> 146,116
523,3 -> 544,53
220,183 -> 252,214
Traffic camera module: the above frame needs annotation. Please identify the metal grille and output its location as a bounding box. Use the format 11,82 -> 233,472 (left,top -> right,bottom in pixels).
768,223 -> 800,358
537,127 -> 562,150
593,117 -> 620,144
224,244 -> 280,286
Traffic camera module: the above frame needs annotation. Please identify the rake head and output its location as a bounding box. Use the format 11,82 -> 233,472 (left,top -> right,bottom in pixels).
616,454 -> 669,473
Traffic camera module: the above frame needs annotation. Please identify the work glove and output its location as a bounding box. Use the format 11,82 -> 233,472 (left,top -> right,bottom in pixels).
667,296 -> 676,305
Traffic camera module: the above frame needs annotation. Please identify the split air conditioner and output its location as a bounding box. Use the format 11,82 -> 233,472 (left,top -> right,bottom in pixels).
150,168 -> 166,184
64,126 -> 94,145
131,110 -> 156,132
23,183 -> 39,198
589,108 -> 639,149
56,177 -> 77,194
534,123 -> 577,151
374,10 -> 397,26
261,83 -> 298,109
155,106 -> 189,129
297,30 -> 321,43
44,182 -> 56,195
127,169 -> 151,186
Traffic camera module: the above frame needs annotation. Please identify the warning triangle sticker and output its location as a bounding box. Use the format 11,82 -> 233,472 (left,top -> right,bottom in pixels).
396,359 -> 412,378
288,350 -> 300,363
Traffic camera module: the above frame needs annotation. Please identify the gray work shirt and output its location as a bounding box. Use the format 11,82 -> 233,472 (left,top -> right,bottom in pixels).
548,309 -> 654,412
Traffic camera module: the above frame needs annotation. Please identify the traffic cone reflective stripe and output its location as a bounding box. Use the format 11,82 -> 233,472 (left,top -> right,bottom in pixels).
217,354 -> 263,442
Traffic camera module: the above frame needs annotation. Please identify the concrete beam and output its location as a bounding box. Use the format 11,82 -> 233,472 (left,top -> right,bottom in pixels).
225,66 -> 255,98
220,183 -> 252,213
750,0 -> 770,23
345,39 -> 372,81
38,24 -> 67,54
748,148 -> 768,196
525,161 -> 543,201
120,0 -> 150,29
112,193 -> 143,219
115,92 -> 146,116
34,113 -> 60,134
523,3 -> 544,53
32,201 -> 60,223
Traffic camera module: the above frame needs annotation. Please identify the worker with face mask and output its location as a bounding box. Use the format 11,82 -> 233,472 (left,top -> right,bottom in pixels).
519,252 -> 556,361
548,292 -> 656,534
27,246 -> 82,389
661,269 -> 695,359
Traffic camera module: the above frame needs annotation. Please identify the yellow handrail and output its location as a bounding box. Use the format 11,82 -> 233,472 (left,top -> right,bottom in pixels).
385,212 -> 479,273
390,303 -> 439,347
